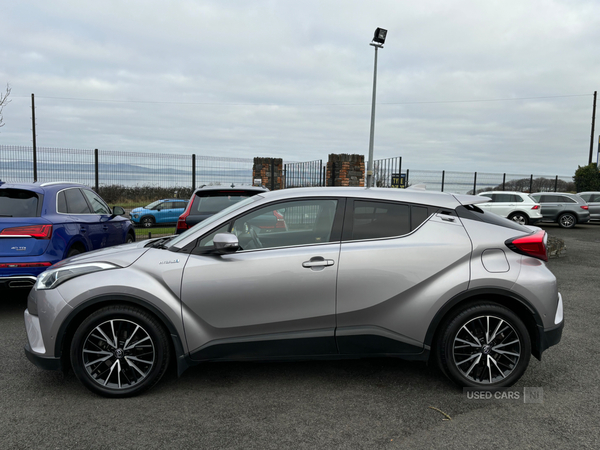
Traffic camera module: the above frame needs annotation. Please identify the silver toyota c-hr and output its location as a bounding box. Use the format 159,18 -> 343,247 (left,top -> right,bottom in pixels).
24,187 -> 563,397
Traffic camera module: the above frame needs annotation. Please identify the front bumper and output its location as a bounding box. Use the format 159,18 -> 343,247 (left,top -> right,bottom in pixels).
24,342 -> 62,371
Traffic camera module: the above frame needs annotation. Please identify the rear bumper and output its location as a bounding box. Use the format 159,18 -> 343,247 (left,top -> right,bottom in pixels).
536,320 -> 563,358
0,276 -> 37,289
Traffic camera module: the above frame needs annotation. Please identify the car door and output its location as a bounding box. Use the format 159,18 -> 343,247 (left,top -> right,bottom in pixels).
180,197 -> 343,361
58,188 -> 105,250
537,195 -> 561,220
335,199 -> 472,355
589,194 -> 600,219
81,189 -> 125,246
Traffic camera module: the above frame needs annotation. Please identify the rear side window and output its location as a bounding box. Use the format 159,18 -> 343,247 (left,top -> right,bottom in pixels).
0,189 -> 40,218
59,188 -> 92,214
557,195 -> 576,203
192,192 -> 251,214
349,200 -> 430,240
456,205 -> 530,232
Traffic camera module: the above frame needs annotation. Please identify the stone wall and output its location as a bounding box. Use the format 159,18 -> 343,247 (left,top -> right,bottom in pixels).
252,157 -> 284,190
326,154 -> 365,187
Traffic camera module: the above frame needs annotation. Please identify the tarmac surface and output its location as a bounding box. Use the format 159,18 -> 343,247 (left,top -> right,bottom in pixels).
1,222 -> 598,449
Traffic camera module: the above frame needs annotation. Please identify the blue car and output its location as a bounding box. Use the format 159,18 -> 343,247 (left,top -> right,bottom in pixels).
0,181 -> 135,290
130,198 -> 188,228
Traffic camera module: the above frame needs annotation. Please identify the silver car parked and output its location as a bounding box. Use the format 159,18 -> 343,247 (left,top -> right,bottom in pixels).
24,187 -> 563,397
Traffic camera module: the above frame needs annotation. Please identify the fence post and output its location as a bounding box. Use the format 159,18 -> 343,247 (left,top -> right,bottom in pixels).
502,173 -> 506,191
529,175 -> 533,193
94,149 -> 99,192
441,170 -> 445,192
473,172 -> 477,195
270,158 -> 275,190
554,175 -> 558,192
192,154 -> 196,190
32,94 -> 38,182
398,157 -> 402,186
406,169 -> 409,187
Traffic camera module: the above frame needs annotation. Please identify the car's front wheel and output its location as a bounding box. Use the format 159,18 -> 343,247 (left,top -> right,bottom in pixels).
437,302 -> 531,388
70,305 -> 171,398
508,212 -> 529,225
558,213 -> 576,229
140,216 -> 155,228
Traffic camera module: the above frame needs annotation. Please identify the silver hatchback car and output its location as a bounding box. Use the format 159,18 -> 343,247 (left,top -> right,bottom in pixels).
24,188 -> 563,397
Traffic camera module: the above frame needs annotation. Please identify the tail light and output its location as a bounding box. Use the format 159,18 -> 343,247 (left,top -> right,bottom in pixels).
0,262 -> 52,269
531,205 -> 540,210
0,224 -> 52,239
580,205 -> 589,210
176,200 -> 194,233
505,229 -> 548,262
273,210 -> 286,229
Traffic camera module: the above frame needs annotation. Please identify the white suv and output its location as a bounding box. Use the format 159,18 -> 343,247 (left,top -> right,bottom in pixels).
477,191 -> 543,225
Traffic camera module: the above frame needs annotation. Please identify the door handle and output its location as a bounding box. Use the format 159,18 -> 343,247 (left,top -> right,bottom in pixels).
302,257 -> 335,269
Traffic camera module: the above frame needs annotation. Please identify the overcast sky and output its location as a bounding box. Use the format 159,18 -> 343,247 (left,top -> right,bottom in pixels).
1,0 -> 599,176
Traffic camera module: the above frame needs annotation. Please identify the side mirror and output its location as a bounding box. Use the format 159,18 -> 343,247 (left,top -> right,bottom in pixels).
112,206 -> 125,216
213,233 -> 239,254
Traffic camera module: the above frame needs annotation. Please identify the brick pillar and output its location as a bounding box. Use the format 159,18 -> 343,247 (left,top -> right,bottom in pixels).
326,154 -> 365,187
252,157 -> 284,190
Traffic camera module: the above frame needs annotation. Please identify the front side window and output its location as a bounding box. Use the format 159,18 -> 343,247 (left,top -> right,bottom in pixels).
82,190 -> 111,214
212,199 -> 339,251
579,194 -> 591,202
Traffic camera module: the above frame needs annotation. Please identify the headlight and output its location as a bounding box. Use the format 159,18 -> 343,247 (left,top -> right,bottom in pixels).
35,262 -> 119,290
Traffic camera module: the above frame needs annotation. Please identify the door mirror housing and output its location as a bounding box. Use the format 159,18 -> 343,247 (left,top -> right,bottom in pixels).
213,233 -> 239,254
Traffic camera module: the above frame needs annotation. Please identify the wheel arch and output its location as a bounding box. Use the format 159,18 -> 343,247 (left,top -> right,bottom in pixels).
55,294 -> 191,376
66,238 -> 88,255
425,287 -> 544,362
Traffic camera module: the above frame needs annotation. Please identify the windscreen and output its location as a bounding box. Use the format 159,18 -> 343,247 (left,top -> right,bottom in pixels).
0,189 -> 40,218
192,192 -> 252,214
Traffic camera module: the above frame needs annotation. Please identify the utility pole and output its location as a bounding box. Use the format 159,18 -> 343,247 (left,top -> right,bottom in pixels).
31,93 -> 37,182
589,91 -> 597,165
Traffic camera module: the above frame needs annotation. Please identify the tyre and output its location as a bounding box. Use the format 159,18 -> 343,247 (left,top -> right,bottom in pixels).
558,213 -> 576,229
437,302 -> 531,388
66,247 -> 82,258
141,216 -> 155,228
126,233 -> 135,244
508,212 -> 529,226
70,305 -> 171,398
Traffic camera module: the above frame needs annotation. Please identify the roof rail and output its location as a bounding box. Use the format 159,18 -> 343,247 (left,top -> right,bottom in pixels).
39,181 -> 85,187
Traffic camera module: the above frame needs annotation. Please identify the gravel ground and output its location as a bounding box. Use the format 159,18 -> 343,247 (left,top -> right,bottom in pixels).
0,222 -> 598,449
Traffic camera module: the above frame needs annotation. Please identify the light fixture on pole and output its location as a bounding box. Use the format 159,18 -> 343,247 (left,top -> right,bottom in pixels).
367,27 -> 387,188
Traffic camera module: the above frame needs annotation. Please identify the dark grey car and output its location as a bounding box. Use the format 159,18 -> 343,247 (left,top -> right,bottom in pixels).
530,192 -> 590,228
24,188 -> 563,397
577,192 -> 600,220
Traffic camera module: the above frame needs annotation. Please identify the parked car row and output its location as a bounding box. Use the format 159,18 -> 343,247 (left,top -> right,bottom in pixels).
478,190 -> 596,228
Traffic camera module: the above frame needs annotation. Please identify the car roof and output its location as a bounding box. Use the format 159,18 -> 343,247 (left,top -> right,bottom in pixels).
193,185 -> 269,194
0,181 -> 87,194
252,187 -> 484,209
478,191 -> 531,195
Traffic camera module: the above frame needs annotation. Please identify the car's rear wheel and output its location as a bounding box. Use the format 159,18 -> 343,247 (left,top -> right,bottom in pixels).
70,305 -> 170,398
437,302 -> 531,388
558,213 -> 576,228
66,247 -> 82,258
140,216 -> 155,228
508,212 -> 529,225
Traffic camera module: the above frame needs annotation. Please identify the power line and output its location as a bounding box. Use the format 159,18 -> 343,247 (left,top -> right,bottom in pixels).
12,93 -> 591,107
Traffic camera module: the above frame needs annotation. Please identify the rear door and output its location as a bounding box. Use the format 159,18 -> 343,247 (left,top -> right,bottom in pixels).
335,199 -> 472,354
589,194 -> 600,219
536,194 -> 561,220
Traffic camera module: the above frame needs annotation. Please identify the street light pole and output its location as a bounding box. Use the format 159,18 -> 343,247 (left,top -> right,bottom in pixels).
366,28 -> 387,188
